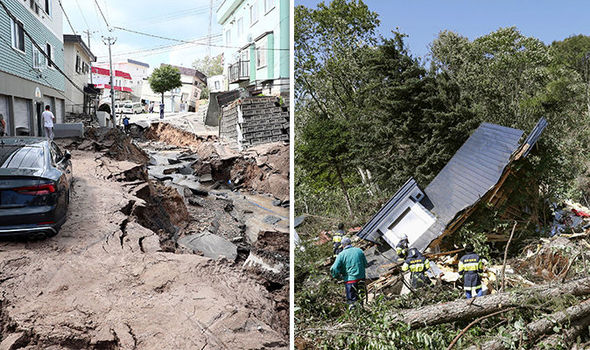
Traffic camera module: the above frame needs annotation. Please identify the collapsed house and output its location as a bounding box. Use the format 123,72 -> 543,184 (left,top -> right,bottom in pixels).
357,118 -> 548,256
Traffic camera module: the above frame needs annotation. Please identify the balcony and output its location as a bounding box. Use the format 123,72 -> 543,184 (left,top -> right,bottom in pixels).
229,60 -> 250,84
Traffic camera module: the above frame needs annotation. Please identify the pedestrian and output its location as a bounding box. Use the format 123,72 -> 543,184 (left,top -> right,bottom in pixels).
332,223 -> 346,257
42,105 -> 55,140
159,102 -> 164,119
330,237 -> 367,308
149,102 -> 154,113
0,113 -> 6,136
401,248 -> 432,289
123,116 -> 130,134
395,233 -> 409,260
458,244 -> 485,299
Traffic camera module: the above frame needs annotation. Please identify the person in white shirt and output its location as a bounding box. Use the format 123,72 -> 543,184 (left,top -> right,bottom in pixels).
42,105 -> 55,140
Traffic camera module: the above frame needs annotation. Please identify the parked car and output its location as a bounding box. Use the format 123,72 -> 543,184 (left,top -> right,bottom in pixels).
0,137 -> 72,238
122,102 -> 143,114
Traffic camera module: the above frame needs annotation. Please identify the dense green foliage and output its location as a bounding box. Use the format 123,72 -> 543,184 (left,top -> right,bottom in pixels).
295,1 -> 590,348
295,1 -> 590,222
148,65 -> 183,103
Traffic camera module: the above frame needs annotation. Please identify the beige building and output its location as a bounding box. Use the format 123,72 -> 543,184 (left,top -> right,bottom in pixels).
142,64 -> 207,112
63,34 -> 96,116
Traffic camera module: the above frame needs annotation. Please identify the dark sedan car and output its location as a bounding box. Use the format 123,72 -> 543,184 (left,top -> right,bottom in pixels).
0,137 -> 72,238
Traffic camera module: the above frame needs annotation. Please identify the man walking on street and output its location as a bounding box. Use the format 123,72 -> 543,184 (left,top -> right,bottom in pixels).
330,237 -> 367,308
402,248 -> 432,289
458,244 -> 485,299
42,105 -> 55,140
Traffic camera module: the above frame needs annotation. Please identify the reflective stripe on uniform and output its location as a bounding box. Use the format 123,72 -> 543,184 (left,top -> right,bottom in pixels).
333,235 -> 342,243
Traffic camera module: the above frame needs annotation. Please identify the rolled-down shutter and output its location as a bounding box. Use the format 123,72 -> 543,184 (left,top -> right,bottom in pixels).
55,98 -> 64,123
43,96 -> 54,112
13,98 -> 30,135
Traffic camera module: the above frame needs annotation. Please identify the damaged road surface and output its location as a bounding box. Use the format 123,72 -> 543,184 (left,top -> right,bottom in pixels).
0,130 -> 288,349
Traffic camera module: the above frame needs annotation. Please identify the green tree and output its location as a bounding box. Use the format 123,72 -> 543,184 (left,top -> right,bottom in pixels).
148,65 -> 183,114
192,55 -> 223,77
430,27 -> 590,200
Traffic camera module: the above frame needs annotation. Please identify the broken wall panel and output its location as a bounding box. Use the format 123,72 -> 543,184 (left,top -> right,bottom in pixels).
219,96 -> 289,150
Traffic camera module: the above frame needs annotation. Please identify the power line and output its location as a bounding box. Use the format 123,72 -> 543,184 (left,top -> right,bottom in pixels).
114,27 -> 290,51
94,33 -> 222,59
0,0 -> 86,95
93,0 -> 110,30
74,0 -> 90,31
0,31 -> 77,105
59,0 -> 76,34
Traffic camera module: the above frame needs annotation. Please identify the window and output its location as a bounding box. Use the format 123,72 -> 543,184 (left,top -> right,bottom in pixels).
32,47 -> 44,69
10,18 -> 25,52
256,37 -> 267,68
75,55 -> 81,73
82,63 -> 89,74
240,49 -> 249,62
45,43 -> 53,68
237,17 -> 243,38
264,0 -> 274,13
225,29 -> 231,45
249,1 -> 258,25
214,81 -> 220,90
44,0 -> 51,15
30,0 -> 39,15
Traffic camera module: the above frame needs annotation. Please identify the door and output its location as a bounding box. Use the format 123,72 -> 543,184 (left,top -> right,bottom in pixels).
36,102 -> 43,136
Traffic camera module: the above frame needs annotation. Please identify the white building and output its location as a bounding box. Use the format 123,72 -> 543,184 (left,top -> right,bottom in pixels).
217,0 -> 289,96
141,64 -> 207,113
208,74 -> 226,93
63,34 -> 96,116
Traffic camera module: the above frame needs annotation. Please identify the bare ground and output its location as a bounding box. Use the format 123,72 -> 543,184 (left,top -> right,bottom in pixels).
0,149 -> 287,349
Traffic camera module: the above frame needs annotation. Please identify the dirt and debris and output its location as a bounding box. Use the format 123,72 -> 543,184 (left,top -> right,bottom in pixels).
145,122 -> 290,202
0,125 -> 289,349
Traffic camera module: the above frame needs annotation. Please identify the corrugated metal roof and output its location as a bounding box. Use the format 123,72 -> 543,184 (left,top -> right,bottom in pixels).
357,121 -> 529,251
521,117 -> 548,158
357,178 -> 420,242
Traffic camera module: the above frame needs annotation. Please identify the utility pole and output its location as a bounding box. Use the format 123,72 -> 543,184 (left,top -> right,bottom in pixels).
102,36 -> 117,127
83,30 -> 97,84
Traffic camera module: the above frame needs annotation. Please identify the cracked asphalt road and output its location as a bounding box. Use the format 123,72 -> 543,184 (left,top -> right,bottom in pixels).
0,149 -> 287,349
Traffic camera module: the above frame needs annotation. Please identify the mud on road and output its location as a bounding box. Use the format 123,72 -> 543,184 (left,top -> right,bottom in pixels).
0,127 -> 289,349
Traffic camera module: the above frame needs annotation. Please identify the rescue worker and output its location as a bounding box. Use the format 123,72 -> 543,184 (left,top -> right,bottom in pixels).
402,248 -> 432,288
395,234 -> 409,260
458,244 -> 485,299
332,223 -> 346,257
330,237 -> 367,308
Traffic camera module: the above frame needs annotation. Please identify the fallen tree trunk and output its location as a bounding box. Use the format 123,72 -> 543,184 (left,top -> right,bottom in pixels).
536,314 -> 590,348
466,298 -> 590,350
396,277 -> 590,328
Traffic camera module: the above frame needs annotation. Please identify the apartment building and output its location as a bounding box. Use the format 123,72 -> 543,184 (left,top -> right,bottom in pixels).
0,0 -> 65,135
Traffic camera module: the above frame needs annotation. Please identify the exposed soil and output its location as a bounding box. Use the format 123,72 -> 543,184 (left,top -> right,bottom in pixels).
0,128 -> 289,349
145,123 -> 289,202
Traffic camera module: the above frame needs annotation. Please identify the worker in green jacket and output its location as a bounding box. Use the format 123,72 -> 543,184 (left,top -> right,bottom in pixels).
330,237 -> 367,307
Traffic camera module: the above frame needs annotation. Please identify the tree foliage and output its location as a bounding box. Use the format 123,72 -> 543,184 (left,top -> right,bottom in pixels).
149,65 -> 183,102
192,54 -> 223,77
